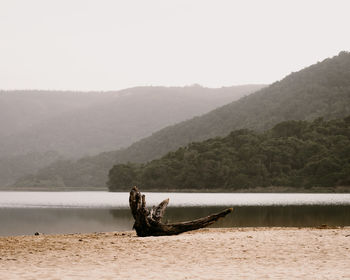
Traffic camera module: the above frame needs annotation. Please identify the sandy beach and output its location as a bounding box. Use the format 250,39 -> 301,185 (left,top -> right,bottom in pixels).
1,227 -> 350,279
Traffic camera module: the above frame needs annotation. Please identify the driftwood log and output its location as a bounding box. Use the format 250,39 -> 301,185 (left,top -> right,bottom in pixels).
129,186 -> 233,237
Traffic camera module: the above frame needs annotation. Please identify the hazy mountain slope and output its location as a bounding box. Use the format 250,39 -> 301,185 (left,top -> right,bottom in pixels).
13,51 -> 350,190
0,85 -> 263,158
0,151 -> 63,187
1,85 -> 263,188
0,91 -> 108,140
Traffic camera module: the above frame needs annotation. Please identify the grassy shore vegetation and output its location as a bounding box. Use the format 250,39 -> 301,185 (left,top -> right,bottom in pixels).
108,117 -> 350,191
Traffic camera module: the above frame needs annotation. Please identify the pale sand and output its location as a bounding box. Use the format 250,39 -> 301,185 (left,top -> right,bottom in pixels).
1,227 -> 350,280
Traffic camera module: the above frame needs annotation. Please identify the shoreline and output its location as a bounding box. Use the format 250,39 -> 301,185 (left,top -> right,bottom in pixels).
1,227 -> 350,279
2,185 -> 350,193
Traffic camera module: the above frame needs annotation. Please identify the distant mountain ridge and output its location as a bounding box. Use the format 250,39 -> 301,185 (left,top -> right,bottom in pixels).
0,85 -> 263,158
12,51 -> 350,190
0,85 -> 263,187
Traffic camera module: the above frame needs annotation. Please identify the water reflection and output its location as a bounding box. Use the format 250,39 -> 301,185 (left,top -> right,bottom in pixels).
1,205 -> 350,236
0,208 -> 132,236
150,205 -> 350,228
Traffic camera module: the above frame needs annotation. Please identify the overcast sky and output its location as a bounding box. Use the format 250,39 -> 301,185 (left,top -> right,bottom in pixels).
1,0 -> 349,91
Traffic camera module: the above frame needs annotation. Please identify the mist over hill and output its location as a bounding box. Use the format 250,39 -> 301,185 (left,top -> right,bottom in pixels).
0,85 -> 263,187
0,85 -> 263,158
12,51 -> 350,190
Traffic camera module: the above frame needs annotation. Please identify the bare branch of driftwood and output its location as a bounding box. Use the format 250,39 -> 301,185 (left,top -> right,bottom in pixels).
129,186 -> 233,237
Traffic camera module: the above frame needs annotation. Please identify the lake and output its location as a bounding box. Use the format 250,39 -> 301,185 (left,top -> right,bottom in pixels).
1,192 -> 350,236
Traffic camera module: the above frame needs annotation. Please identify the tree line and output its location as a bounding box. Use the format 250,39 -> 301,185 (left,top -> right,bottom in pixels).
108,117 -> 350,191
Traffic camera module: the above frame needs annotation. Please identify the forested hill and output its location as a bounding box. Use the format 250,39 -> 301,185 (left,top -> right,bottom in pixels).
108,117 -> 350,191
13,51 -> 350,190
120,51 -> 350,164
96,51 -> 350,166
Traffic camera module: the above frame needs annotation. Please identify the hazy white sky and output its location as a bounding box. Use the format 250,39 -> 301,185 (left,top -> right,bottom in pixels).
1,0 -> 349,91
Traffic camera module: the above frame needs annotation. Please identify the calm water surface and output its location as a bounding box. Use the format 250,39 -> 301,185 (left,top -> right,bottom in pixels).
1,192 -> 350,208
1,192 -> 350,236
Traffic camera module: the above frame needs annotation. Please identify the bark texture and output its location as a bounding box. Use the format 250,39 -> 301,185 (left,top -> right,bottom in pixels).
129,186 -> 233,237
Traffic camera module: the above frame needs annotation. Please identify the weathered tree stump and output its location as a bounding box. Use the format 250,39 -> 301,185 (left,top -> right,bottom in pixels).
129,186 -> 233,237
